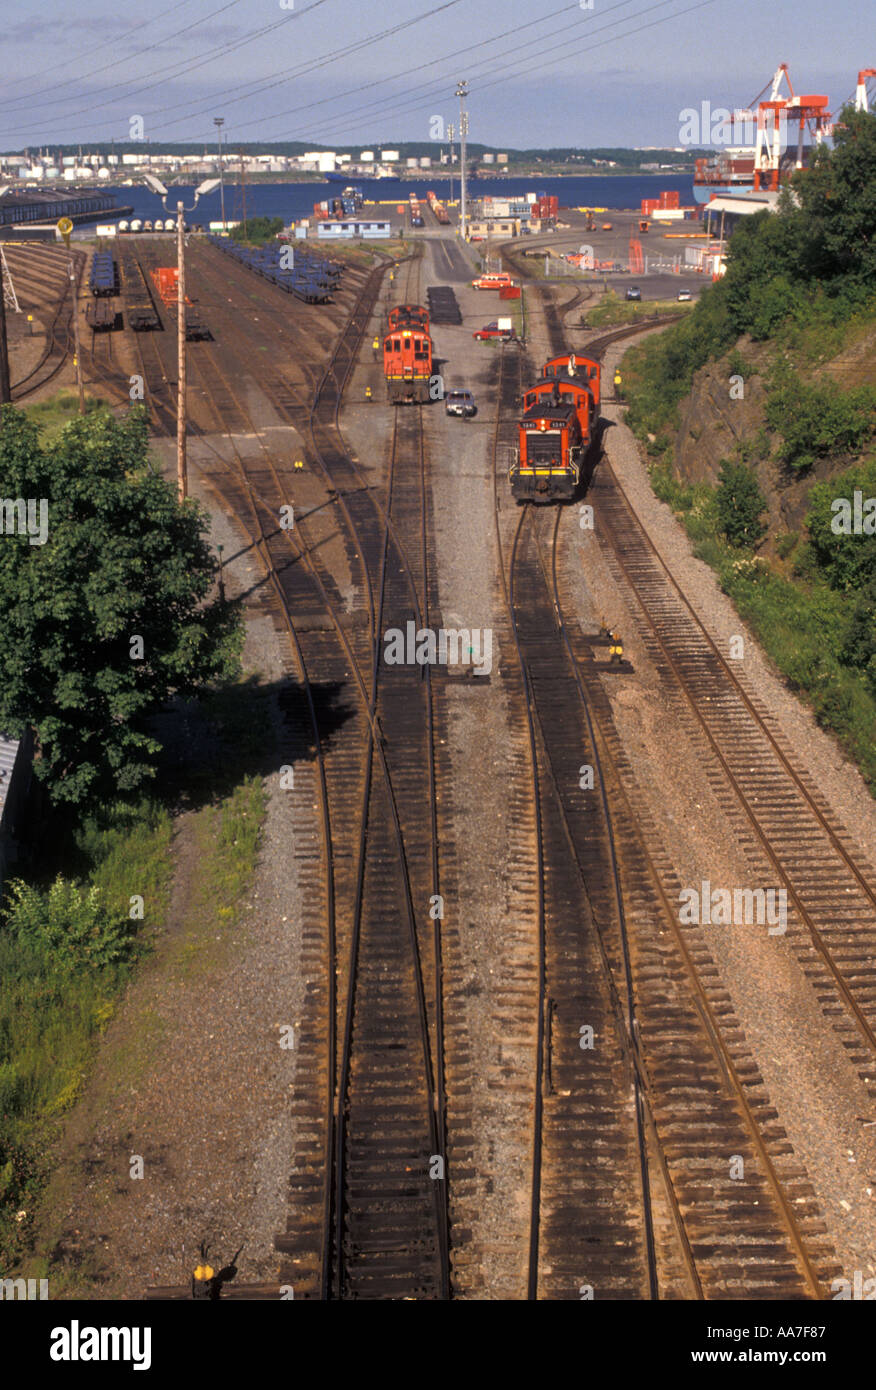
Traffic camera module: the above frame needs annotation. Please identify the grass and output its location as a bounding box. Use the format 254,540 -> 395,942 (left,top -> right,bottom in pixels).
170,775 -> 265,983
21,390 -> 110,444
587,290 -> 693,327
648,460 -> 876,793
0,674 -> 274,1272
0,800 -> 173,1268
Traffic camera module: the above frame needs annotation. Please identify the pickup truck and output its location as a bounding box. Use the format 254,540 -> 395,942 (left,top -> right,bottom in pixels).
473,320 -> 516,342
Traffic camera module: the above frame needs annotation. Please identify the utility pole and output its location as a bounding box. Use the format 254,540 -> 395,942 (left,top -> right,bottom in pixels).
447,122 -> 455,208
69,259 -> 85,415
144,174 -> 219,501
57,217 -> 84,414
214,117 -> 226,230
0,254 -> 11,405
456,81 -> 469,240
176,201 -> 187,499
238,150 -> 247,240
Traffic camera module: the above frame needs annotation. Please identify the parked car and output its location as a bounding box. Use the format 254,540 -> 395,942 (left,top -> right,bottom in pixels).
471,272 -> 514,290
677,290 -> 693,301
625,286 -> 642,301
445,389 -> 477,417
473,321 -> 516,342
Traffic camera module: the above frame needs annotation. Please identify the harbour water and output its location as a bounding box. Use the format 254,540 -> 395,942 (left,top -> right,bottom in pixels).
100,173 -> 695,228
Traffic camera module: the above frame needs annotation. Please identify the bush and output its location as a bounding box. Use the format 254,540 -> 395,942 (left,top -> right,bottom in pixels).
2,877 -> 138,970
805,457 -> 876,589
715,459 -> 767,547
232,216 -> 284,246
765,369 -> 876,471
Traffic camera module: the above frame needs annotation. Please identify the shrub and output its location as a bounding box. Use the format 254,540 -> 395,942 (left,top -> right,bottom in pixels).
765,369 -> 876,471
2,878 -> 138,971
715,459 -> 767,547
805,458 -> 876,589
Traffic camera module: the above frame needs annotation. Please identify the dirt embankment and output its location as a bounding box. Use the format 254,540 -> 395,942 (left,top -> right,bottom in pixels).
673,321 -> 876,541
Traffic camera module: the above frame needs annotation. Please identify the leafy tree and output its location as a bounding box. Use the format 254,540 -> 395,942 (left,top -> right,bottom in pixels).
723,108 -> 876,333
0,405 -> 241,807
805,458 -> 876,589
233,216 -> 284,246
764,368 -> 876,471
715,458 -> 767,547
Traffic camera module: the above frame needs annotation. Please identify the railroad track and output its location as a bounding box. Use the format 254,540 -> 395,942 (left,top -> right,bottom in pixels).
7,244 -> 83,400
490,300 -> 842,1295
128,241 -> 459,1298
590,460 -> 876,1092
547,300 -> 876,1095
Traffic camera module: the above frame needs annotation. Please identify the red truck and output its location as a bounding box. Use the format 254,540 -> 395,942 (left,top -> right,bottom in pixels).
473,319 -> 516,341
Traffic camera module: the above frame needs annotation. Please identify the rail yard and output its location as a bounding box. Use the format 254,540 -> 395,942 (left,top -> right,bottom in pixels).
3,187 -> 876,1322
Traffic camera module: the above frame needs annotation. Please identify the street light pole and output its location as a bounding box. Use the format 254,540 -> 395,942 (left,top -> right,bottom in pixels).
214,117 -> 226,231
447,122 -> 455,209
142,175 -> 219,502
176,201 -> 187,500
456,81 -> 469,241
0,257 -> 11,405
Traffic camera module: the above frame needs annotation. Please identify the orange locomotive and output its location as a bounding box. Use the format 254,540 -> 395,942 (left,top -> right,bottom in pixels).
383,303 -> 434,403
510,353 -> 601,501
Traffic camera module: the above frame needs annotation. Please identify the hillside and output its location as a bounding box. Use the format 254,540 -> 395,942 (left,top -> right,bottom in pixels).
622,108 -> 876,791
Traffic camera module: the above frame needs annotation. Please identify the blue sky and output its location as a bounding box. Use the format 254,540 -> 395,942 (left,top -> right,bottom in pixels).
0,0 -> 869,150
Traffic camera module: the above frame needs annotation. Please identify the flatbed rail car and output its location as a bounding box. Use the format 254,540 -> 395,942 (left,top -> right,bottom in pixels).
85,299 -> 116,331
208,235 -> 341,304
117,242 -> 161,331
427,285 -> 462,325
89,250 -> 118,297
510,352 -> 601,501
383,306 -> 434,403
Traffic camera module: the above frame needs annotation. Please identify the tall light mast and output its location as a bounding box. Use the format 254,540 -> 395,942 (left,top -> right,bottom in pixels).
456,81 -> 469,240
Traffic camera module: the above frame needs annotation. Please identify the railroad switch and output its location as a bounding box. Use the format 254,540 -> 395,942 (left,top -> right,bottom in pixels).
365,385 -> 373,401
294,458 -> 304,471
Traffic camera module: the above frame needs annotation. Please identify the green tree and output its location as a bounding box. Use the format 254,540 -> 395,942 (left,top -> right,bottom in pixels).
715,458 -> 768,547
233,216 -> 284,246
0,405 -> 242,807
805,458 -> 876,589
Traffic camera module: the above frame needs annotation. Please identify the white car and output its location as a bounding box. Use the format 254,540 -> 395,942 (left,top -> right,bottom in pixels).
677,290 -> 693,301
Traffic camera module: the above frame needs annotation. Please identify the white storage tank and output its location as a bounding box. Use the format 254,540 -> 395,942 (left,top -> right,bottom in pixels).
130,219 -> 142,231
118,220 -> 129,232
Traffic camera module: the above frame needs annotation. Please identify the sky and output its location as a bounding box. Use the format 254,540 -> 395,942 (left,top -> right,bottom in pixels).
0,0 -> 870,151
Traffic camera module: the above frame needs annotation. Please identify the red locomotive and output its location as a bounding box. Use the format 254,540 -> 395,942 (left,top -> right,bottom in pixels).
387,304 -> 430,332
510,353 -> 601,501
383,303 -> 434,403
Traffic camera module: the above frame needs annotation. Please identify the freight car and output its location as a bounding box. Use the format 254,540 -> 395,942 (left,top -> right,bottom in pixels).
383,305 -> 433,403
509,352 -> 601,501
89,250 -> 117,297
117,243 -> 161,331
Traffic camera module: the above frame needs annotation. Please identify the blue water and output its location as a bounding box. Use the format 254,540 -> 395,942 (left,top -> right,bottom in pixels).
104,173 -> 695,226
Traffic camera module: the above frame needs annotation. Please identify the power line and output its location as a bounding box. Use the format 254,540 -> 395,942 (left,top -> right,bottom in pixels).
229,0 -> 708,146
0,0 -> 332,138
0,0 -> 249,113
